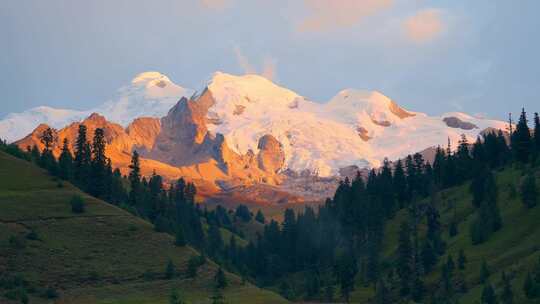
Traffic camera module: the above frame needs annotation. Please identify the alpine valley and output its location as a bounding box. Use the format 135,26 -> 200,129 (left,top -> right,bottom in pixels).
2,71 -> 507,205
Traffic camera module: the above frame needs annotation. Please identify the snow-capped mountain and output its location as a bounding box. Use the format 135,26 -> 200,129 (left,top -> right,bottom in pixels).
7,71 -> 507,182
0,72 -> 193,142
200,72 -> 507,176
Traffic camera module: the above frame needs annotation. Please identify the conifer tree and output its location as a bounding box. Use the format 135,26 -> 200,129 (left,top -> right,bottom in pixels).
512,108 -> 532,163
523,271 -> 539,299
393,159 -> 408,207
58,138 -> 73,180
397,221 -> 412,296
215,267 -> 227,289
208,223 -> 224,258
481,283 -> 497,304
380,158 -> 396,217
165,259 -> 176,279
89,128 -> 107,198
521,172 -> 538,208
175,226 -> 186,246
74,124 -> 91,187
500,271 -> 513,304
458,249 -> 467,270
255,209 -> 265,223
480,260 -> 490,283
39,127 -> 57,173
128,150 -> 141,207
534,112 -> 540,154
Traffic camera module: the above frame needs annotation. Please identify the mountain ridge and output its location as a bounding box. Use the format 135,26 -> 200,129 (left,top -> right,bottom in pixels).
6,71 -> 508,203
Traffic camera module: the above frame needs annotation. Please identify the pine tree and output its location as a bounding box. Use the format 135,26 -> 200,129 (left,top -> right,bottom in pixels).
397,221 -> 412,296
393,159 -> 408,207
523,271 -> 539,299
336,251 -> 357,303
208,223 -> 224,258
39,127 -> 57,174
481,283 -> 497,304
255,209 -> 265,223
421,240 -> 437,273
375,279 -> 390,304
214,267 -> 227,289
58,138 -> 73,180
521,172 -> 538,208
89,128 -> 107,198
456,134 -> 472,181
534,112 -> 540,155
500,271 -> 513,304
175,226 -> 186,246
165,259 -> 176,279
512,108 -> 532,163
128,150 -> 141,207
324,284 -> 334,303
458,249 -> 467,270
169,289 -> 185,304
480,260 -> 490,283
74,124 -> 91,187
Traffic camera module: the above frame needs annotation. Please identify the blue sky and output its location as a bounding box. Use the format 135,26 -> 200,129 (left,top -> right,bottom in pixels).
1,0 -> 539,120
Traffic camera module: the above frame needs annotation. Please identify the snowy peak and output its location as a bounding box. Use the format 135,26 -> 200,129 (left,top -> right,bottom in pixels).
326,90 -> 416,127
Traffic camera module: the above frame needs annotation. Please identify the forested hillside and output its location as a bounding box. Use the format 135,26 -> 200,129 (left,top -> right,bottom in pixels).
0,151 -> 287,303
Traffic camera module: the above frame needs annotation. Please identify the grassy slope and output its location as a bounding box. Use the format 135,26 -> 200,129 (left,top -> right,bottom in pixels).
0,152 -> 287,304
351,165 -> 540,303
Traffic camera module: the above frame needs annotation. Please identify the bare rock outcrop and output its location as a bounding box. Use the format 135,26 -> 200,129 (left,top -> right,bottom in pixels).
257,134 -> 285,174
443,116 -> 478,130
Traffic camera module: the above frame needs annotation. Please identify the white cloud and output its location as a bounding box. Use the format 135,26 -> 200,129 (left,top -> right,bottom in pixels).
297,0 -> 393,32
403,8 -> 444,43
200,0 -> 232,10
233,47 -> 277,81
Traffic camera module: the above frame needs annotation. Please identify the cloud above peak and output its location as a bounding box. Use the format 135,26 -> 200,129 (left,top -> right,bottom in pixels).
233,47 -> 277,81
297,0 -> 393,32
200,0 -> 232,10
403,9 -> 445,43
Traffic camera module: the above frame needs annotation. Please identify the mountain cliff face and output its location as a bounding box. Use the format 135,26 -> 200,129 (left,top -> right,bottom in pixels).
10,71 -> 508,202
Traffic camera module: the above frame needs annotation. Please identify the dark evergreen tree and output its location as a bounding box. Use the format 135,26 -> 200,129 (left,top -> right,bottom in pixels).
512,108 -> 532,163
208,223 -> 224,258
234,205 -> 252,222
335,250 -> 357,303
480,260 -> 490,284
397,221 -> 412,296
39,127 -> 57,174
500,271 -> 513,304
421,240 -> 437,273
393,159 -> 408,207
165,259 -> 176,279
74,124 -> 91,188
89,128 -> 107,198
215,267 -> 227,289
58,138 -> 73,180
374,279 -> 391,304
534,112 -> 540,155
255,209 -> 265,224
458,249 -> 467,270
456,134 -> 472,181
523,271 -> 539,299
521,172 -> 538,208
481,283 -> 497,304
175,226 -> 186,246
128,150 -> 141,207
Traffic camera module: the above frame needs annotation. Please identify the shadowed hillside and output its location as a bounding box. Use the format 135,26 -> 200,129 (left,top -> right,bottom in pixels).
0,151 -> 287,304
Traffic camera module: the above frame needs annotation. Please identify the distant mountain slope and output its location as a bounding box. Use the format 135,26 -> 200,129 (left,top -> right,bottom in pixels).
0,72 -> 193,142
0,151 -> 287,304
